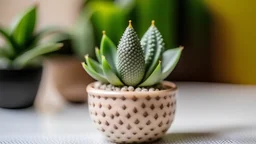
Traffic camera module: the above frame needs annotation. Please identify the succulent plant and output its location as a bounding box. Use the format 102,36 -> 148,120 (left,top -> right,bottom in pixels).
0,5 -> 64,69
82,20 -> 183,87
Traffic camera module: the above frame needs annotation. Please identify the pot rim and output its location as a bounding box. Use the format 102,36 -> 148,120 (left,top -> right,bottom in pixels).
87,81 -> 177,98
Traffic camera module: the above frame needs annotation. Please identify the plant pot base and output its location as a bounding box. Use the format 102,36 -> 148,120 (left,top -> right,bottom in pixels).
0,103 -> 33,109
109,137 -> 161,144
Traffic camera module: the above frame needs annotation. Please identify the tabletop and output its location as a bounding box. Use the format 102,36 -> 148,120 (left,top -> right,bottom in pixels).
1,82 -> 256,143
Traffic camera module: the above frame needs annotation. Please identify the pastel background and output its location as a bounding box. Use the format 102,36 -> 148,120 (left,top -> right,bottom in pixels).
0,0 -> 255,85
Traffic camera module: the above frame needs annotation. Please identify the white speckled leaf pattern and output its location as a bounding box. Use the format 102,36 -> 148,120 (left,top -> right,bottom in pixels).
116,26 -> 145,86
142,26 -> 165,80
87,81 -> 177,143
141,26 -> 165,70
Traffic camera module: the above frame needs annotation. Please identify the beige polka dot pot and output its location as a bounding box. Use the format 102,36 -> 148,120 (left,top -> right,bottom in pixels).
87,81 -> 177,143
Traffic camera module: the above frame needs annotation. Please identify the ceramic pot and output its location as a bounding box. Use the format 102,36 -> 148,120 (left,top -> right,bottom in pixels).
46,56 -> 94,103
0,67 -> 42,108
87,81 -> 177,143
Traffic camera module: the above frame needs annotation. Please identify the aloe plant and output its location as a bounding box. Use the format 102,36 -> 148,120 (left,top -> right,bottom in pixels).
82,20 -> 183,87
0,5 -> 63,69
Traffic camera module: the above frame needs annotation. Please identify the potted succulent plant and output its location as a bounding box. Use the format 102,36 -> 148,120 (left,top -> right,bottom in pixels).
82,20 -> 183,143
0,5 -> 63,109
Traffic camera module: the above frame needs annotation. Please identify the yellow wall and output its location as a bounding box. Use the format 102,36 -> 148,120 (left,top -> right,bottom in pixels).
206,0 -> 256,84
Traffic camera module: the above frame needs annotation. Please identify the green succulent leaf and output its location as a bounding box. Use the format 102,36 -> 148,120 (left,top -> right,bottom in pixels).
72,10 -> 95,59
21,27 -> 69,53
139,61 -> 161,87
85,55 -> 103,75
12,43 -> 62,68
102,56 -> 124,86
142,24 -> 165,80
35,27 -> 65,38
24,57 -> 42,67
95,47 -> 102,63
143,43 -> 161,80
0,28 -> 16,55
33,26 -> 69,44
100,33 -> 117,72
116,23 -> 145,86
82,62 -> 108,83
143,27 -> 157,68
0,45 -> 11,58
161,46 -> 183,80
0,28 -> 10,40
11,5 -> 37,47
45,33 -> 70,44
0,57 -> 11,69
0,48 -> 6,57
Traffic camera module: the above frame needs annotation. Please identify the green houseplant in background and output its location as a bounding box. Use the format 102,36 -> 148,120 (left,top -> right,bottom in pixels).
83,21 -> 182,143
72,1 -> 127,59
0,5 -> 63,108
131,0 -> 176,48
72,0 -> 176,59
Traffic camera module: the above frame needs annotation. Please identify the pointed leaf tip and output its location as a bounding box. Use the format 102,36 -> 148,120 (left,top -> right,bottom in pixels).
95,47 -> 102,63
151,20 -> 155,27
102,30 -> 106,35
84,54 -> 89,60
100,34 -> 117,72
128,20 -> 132,28
82,62 -> 108,83
85,55 -> 104,75
11,5 -> 37,46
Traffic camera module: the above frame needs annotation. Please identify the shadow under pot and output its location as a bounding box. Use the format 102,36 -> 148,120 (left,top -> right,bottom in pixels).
0,67 -> 42,109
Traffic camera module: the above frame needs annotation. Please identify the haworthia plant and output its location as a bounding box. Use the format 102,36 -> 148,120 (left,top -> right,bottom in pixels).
0,5 -> 66,69
82,20 -> 183,87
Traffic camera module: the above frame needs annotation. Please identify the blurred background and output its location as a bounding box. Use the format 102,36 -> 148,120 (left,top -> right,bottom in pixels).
0,0 -> 255,107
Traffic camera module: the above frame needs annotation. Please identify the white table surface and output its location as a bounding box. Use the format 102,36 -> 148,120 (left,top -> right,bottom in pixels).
1,82 -> 256,143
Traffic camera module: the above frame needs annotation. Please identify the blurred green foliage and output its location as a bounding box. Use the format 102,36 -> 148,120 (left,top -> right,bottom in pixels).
131,0 -> 176,48
0,5 -> 66,69
72,0 -> 177,59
